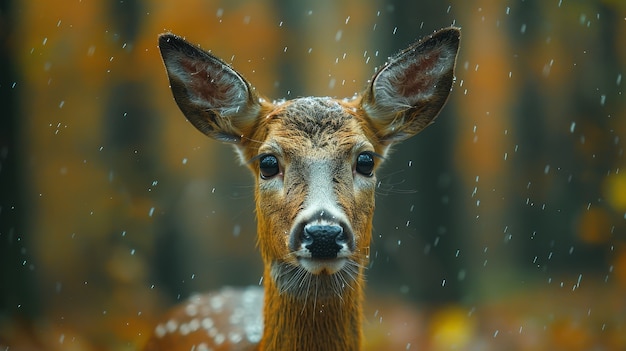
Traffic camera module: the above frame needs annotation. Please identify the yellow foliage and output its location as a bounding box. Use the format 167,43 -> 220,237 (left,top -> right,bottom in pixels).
428,306 -> 476,351
603,173 -> 626,212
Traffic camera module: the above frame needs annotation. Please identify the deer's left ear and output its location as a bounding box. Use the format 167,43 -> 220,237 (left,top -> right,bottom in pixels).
361,27 -> 460,144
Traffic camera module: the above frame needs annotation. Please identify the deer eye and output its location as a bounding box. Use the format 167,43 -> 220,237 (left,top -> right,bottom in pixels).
355,152 -> 374,177
259,154 -> 280,179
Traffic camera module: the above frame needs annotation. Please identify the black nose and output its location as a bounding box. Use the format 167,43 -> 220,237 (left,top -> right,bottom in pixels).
302,224 -> 345,259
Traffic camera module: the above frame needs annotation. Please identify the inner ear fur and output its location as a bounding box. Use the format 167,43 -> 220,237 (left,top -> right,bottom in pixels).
361,27 -> 460,144
158,33 -> 263,143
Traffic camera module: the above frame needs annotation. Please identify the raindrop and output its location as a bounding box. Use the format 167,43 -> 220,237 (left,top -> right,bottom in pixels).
216,8 -> 224,17
600,94 -> 606,106
59,100 -> 65,108
570,121 -> 576,133
458,270 -> 466,281
130,249 -> 135,255
182,158 -> 188,164
345,16 -> 350,24
335,30 -> 343,42
148,207 -> 155,217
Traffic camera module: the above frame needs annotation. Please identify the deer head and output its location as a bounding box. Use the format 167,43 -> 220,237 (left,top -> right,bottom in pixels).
155,27 -> 459,351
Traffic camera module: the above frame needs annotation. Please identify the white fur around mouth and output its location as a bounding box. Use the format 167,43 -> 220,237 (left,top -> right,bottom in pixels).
298,257 -> 347,275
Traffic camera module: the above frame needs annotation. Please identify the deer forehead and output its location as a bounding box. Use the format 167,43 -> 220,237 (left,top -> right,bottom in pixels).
259,97 -> 375,160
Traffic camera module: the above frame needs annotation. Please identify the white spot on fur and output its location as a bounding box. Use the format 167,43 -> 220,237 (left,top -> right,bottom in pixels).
196,343 -> 212,351
165,319 -> 178,333
189,318 -> 201,332
209,295 -> 225,312
201,317 -> 214,330
214,333 -> 226,345
185,302 -> 198,317
154,323 -> 167,338
179,322 -> 190,335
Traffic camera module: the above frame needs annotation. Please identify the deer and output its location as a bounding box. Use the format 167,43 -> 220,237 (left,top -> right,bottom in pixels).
144,27 -> 460,351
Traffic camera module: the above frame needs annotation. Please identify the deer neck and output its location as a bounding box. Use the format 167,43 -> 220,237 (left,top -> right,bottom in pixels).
259,263 -> 365,351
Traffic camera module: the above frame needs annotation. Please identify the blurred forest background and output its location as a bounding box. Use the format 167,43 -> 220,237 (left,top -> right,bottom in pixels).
1,0 -> 625,350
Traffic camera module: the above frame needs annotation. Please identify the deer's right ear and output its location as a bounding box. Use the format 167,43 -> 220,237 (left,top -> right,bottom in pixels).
158,33 -> 261,143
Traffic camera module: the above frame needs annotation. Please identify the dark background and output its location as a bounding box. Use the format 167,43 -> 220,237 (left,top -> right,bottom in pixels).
1,0 -> 625,349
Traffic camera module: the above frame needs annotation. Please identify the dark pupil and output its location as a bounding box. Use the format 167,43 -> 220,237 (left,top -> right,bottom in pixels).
259,155 -> 279,178
356,153 -> 374,176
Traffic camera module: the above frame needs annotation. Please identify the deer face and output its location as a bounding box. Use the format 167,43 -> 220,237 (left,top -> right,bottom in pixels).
158,28 -> 460,300
245,97 -> 378,297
